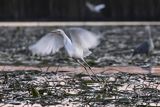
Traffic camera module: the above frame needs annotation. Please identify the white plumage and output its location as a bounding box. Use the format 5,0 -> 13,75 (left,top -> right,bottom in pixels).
86,2 -> 106,13
29,32 -> 64,56
29,28 -> 101,80
29,28 -> 101,59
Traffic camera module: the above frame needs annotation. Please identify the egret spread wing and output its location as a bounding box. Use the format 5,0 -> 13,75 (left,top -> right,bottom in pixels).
29,33 -> 64,56
95,4 -> 105,11
69,28 -> 100,49
68,28 -> 100,57
86,2 -> 94,11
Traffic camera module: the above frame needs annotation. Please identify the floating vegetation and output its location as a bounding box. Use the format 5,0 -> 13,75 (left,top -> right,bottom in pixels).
0,71 -> 159,106
0,26 -> 159,106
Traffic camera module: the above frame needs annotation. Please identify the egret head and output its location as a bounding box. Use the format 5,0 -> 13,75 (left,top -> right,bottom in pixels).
50,29 -> 64,35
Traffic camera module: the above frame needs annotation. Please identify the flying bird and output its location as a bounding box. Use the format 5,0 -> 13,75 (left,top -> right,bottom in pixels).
86,2 -> 106,13
29,28 -> 101,79
132,26 -> 154,56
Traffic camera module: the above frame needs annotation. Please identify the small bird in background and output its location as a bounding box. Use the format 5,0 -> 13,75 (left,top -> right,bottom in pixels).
29,28 -> 101,79
86,2 -> 106,13
132,25 -> 154,57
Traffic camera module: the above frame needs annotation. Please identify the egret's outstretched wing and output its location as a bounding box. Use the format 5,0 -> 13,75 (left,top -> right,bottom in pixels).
95,4 -> 105,12
69,27 -> 100,49
29,33 -> 64,56
86,2 -> 94,12
68,28 -> 100,57
86,2 -> 105,12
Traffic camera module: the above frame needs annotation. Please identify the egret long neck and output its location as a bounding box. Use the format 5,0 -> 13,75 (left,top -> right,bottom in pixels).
147,27 -> 153,45
147,26 -> 154,50
148,27 -> 152,39
62,32 -> 72,44
61,31 -> 75,57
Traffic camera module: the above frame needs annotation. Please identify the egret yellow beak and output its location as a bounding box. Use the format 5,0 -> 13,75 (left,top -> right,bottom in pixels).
50,31 -> 58,33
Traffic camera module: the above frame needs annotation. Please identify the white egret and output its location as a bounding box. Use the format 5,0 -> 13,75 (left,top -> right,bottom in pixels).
132,26 -> 154,56
29,28 -> 101,80
86,2 -> 106,13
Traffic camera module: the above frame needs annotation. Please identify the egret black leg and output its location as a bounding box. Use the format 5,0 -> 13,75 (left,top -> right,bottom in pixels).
75,59 -> 91,76
46,65 -> 51,72
81,58 -> 97,75
73,58 -> 95,80
148,53 -> 154,74
81,58 -> 101,82
55,63 -> 60,73
46,63 -> 60,74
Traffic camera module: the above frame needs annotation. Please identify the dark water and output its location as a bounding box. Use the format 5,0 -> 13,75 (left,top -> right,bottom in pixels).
0,25 -> 159,106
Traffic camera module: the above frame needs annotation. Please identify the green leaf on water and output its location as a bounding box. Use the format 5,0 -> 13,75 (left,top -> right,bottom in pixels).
74,73 -> 88,78
96,94 -> 101,100
87,60 -> 96,66
30,86 -> 40,97
81,79 -> 97,84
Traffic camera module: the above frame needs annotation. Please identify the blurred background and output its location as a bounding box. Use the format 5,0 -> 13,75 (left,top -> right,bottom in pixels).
0,0 -> 159,21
